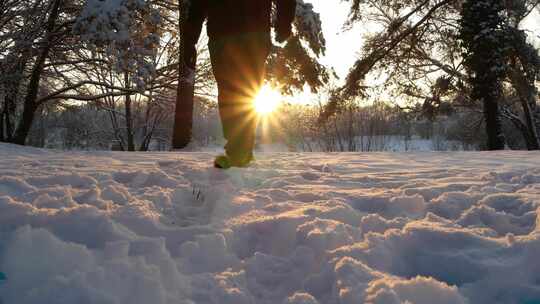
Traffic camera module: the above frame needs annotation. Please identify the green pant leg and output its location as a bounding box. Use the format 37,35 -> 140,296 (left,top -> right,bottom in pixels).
208,33 -> 271,161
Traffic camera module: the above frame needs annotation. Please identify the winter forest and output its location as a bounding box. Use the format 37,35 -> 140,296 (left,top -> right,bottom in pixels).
1,0 -> 539,152
3,1 -> 540,304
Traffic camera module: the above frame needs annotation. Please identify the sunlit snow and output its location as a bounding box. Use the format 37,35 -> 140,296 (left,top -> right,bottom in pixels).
1,143 -> 540,303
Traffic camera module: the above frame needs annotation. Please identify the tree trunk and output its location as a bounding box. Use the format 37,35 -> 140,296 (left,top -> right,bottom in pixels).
460,0 -> 506,150
124,73 -> 135,151
502,108 -> 530,148
12,0 -> 62,145
4,98 -> 13,141
3,82 -> 20,142
519,97 -> 540,150
38,108 -> 46,147
1,47 -> 31,142
535,108 -> 540,140
172,0 -> 195,149
0,109 -> 4,142
508,67 -> 540,150
13,98 -> 38,145
481,90 -> 506,150
125,98 -> 134,151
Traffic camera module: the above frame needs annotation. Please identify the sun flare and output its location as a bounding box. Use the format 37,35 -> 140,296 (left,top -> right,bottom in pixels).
254,85 -> 281,115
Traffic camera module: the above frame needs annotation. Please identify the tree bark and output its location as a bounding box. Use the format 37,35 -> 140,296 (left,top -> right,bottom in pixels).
0,109 -> 4,142
4,97 -> 13,141
1,46 -> 30,142
12,0 -> 62,145
124,73 -> 135,151
518,94 -> 540,150
460,0 -> 507,150
172,0 -> 195,149
508,67 -> 540,150
501,105 -> 540,151
480,88 -> 506,150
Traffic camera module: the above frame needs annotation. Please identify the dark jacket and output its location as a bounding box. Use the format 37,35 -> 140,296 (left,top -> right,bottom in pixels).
183,0 -> 296,65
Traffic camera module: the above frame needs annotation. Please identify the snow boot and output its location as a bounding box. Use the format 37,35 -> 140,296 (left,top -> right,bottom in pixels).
214,153 -> 254,169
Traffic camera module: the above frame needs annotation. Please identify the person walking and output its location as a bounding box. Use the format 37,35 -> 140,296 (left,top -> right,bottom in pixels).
183,0 -> 296,169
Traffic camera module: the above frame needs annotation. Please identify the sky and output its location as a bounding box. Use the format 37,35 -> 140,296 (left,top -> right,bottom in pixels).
288,1 -> 540,104
305,0 -> 360,79
286,0 -> 359,104
306,1 -> 540,78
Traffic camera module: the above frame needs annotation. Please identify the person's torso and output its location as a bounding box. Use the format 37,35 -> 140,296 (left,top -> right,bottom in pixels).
205,0 -> 273,39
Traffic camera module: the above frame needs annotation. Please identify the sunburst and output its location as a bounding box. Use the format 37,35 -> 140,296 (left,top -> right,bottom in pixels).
253,85 -> 281,116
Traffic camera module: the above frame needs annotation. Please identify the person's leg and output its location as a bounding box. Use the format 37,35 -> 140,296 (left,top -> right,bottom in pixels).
209,33 -> 270,166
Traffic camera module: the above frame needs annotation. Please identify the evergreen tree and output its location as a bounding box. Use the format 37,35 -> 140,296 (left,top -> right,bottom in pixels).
337,0 -> 539,150
459,0 -> 507,150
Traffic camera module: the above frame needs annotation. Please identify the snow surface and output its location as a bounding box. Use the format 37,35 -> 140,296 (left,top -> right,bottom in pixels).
1,143 -> 540,304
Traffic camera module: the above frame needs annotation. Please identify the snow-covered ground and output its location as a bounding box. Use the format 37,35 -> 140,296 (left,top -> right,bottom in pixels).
1,143 -> 540,304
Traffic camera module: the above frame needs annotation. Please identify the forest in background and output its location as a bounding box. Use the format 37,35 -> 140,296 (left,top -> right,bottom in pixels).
1,0 -> 539,152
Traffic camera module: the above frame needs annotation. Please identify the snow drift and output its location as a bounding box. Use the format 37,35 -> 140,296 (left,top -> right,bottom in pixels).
1,143 -> 540,303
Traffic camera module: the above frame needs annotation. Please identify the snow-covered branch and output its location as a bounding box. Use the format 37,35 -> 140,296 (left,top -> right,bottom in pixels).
74,0 -> 161,89
294,0 -> 326,56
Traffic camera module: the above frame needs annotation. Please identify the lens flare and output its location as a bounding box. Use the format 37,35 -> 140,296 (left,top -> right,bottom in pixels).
254,85 -> 281,115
